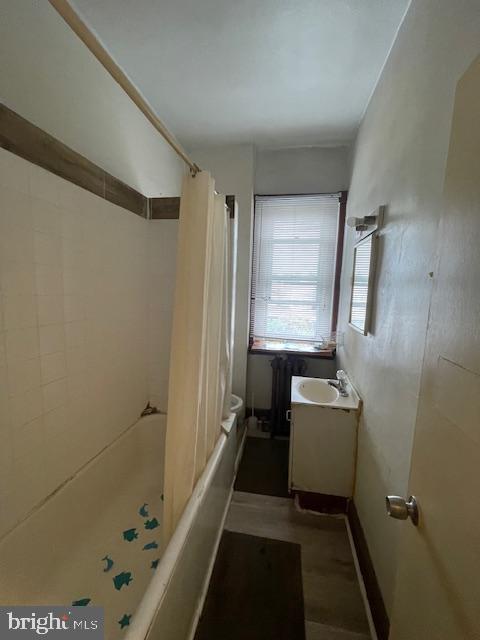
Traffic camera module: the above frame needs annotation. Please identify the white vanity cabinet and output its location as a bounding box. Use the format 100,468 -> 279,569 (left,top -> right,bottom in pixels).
288,376 -> 360,498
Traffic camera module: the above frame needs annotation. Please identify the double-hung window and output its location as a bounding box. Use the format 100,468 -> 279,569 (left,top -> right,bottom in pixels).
250,193 -> 343,352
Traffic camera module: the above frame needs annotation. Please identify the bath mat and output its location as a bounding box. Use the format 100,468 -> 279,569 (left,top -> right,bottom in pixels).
194,531 -> 305,640
234,437 -> 290,497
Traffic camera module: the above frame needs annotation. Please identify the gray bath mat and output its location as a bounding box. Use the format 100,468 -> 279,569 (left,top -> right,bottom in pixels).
194,530 -> 305,640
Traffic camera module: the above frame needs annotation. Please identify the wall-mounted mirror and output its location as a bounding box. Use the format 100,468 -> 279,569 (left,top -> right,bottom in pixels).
349,233 -> 377,335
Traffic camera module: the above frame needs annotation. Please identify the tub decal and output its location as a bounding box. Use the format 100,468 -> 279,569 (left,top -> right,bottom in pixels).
142,541 -> 158,550
139,504 -> 149,517
113,572 -> 133,590
118,614 -> 131,629
102,555 -> 114,572
150,559 -> 159,570
144,518 -> 159,530
72,598 -> 91,607
123,528 -> 139,542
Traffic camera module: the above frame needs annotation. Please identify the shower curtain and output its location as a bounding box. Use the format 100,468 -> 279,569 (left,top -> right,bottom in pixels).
163,171 -> 231,541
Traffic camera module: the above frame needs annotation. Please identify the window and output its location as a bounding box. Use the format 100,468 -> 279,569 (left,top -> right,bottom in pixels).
250,194 -> 343,351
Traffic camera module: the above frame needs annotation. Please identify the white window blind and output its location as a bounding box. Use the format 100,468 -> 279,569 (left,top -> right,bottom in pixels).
251,194 -> 341,343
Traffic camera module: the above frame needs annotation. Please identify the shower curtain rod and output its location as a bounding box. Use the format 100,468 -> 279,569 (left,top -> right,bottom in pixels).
48,0 -> 201,177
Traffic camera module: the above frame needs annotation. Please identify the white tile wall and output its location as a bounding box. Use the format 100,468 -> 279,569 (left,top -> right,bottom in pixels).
147,220 -> 178,412
0,147 -> 176,539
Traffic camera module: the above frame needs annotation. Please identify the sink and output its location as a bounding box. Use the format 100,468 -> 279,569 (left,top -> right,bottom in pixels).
291,375 -> 361,411
297,379 -> 339,404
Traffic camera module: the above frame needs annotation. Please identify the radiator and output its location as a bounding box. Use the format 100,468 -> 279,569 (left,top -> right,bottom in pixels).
270,356 -> 307,437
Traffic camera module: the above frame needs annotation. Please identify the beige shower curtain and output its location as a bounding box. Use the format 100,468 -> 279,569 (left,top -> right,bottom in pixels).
163,171 -> 231,541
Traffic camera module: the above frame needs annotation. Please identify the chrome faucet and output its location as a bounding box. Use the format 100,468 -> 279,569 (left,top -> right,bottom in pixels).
328,370 -> 349,397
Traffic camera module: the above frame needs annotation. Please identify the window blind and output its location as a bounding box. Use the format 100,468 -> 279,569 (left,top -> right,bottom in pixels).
250,194 -> 341,343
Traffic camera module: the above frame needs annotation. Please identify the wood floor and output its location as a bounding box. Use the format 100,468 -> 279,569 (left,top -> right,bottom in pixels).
195,435 -> 371,640
226,491 -> 371,640
234,437 -> 290,497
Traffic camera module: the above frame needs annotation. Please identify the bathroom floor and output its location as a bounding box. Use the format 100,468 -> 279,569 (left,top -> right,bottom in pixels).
196,436 -> 372,640
234,437 -> 289,497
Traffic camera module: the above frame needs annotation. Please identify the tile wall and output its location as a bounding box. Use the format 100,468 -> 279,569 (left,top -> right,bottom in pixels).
147,221 -> 178,413
0,147 -> 174,539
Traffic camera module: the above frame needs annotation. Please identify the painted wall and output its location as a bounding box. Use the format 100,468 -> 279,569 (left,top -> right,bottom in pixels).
336,0 -> 480,615
189,145 -> 255,405
255,146 -> 350,195
0,0 -> 184,197
247,145 -> 351,410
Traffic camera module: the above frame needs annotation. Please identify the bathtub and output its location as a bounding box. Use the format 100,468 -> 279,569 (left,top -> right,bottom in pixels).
0,412 -> 240,640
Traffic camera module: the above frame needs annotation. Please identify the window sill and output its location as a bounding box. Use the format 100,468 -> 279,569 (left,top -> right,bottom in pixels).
249,338 -> 336,359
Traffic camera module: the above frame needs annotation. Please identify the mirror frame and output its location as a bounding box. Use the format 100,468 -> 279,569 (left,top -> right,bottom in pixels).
348,232 -> 378,335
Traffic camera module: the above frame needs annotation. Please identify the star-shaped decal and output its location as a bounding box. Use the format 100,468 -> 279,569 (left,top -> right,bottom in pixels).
118,614 -> 132,629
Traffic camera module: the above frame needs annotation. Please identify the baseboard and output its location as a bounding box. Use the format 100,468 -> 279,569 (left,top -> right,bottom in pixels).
294,490 -> 348,514
347,501 -> 390,640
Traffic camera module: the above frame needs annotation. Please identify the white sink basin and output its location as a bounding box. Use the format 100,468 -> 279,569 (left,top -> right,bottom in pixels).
291,375 -> 360,411
297,379 -> 339,404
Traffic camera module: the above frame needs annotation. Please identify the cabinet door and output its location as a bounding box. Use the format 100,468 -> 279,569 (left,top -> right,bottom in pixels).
291,405 -> 357,497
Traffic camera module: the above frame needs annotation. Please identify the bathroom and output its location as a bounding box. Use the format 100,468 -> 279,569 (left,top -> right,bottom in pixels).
0,1 -> 479,639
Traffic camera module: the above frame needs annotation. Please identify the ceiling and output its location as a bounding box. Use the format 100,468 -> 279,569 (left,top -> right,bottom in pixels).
70,0 -> 409,149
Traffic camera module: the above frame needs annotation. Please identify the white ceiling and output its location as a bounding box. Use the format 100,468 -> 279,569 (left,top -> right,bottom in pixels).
70,0 -> 409,149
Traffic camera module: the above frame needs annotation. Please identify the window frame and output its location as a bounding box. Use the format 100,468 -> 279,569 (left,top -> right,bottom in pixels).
249,191 -> 347,356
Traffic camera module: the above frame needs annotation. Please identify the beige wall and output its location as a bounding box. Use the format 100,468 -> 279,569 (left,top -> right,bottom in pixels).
189,145 -> 255,404
255,146 -> 350,195
337,0 -> 480,614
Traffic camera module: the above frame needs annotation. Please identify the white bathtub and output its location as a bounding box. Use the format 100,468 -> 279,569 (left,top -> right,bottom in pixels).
126,412 -> 239,640
0,412 -> 240,640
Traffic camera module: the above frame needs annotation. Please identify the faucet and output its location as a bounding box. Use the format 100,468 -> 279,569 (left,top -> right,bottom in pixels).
328,370 -> 349,397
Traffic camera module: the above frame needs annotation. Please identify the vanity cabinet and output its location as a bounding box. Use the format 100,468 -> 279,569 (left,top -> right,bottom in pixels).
288,403 -> 359,498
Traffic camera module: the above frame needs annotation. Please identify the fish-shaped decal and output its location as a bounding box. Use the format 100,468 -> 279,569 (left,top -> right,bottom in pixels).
102,555 -> 114,572
151,559 -> 160,569
72,598 -> 91,607
113,571 -> 133,590
143,541 -> 158,551
118,614 -> 132,629
123,528 -> 138,542
144,518 -> 159,530
139,503 -> 149,517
